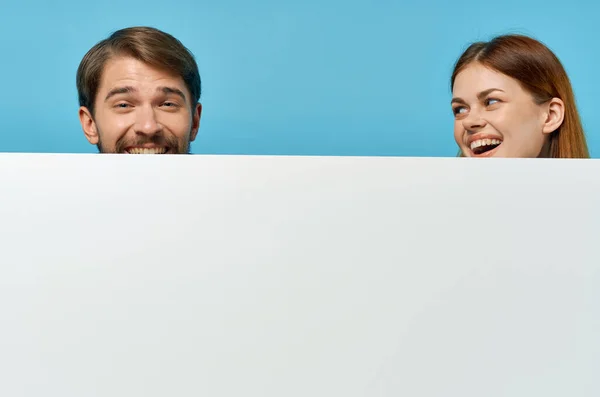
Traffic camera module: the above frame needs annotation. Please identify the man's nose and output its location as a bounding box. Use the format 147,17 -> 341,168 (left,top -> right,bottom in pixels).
134,105 -> 162,136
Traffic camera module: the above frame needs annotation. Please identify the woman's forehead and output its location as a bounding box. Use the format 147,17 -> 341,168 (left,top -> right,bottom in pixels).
453,63 -> 521,97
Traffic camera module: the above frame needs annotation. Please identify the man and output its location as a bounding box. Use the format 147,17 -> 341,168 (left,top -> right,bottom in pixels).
77,26 -> 202,154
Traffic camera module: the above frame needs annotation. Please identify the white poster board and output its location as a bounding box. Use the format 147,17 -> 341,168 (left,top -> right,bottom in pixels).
0,154 -> 598,396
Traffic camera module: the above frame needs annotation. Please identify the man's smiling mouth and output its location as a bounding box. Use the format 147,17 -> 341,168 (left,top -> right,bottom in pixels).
125,147 -> 169,154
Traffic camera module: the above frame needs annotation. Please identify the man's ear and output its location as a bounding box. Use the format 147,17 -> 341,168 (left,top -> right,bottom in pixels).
79,106 -> 99,145
542,98 -> 565,135
190,103 -> 202,142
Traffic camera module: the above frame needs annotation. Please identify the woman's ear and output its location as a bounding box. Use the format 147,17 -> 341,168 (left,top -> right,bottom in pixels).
542,98 -> 565,135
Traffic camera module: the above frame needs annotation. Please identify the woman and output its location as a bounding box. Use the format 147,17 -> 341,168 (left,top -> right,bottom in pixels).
450,34 -> 589,158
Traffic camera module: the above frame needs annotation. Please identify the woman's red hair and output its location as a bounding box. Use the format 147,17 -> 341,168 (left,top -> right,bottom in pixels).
451,35 -> 589,158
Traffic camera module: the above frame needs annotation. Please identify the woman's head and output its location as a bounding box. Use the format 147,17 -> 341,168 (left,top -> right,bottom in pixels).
450,34 -> 589,158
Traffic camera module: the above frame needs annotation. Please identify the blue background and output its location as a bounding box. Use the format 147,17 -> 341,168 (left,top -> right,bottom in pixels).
1,0 -> 598,157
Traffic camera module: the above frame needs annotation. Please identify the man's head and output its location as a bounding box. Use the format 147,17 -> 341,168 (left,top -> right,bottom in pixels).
77,26 -> 202,154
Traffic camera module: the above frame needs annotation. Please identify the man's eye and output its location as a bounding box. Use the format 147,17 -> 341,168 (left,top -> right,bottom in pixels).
115,103 -> 130,108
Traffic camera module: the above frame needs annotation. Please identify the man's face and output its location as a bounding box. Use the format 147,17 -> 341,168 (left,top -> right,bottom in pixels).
79,56 -> 201,154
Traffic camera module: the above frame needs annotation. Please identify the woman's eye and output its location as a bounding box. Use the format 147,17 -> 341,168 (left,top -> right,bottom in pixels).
485,98 -> 499,106
453,106 -> 467,115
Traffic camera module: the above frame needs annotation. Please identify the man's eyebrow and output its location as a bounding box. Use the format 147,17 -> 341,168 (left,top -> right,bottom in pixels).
105,86 -> 136,102
159,86 -> 187,102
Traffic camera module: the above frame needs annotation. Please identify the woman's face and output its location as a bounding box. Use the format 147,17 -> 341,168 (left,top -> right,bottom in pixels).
451,63 -> 558,158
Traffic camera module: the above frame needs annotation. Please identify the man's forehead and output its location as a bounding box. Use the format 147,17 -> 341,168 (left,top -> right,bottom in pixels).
99,56 -> 189,95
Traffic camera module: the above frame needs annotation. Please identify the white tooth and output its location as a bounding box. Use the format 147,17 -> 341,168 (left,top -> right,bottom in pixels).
127,147 -> 166,154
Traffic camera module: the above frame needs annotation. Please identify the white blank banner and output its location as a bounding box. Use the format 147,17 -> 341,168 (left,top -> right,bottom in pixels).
0,154 -> 598,396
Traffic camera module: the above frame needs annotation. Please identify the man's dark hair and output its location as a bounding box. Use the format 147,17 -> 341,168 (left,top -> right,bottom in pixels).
76,26 -> 201,115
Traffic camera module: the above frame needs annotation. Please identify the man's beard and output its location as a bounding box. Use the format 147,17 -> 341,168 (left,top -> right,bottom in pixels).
96,132 -> 192,154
